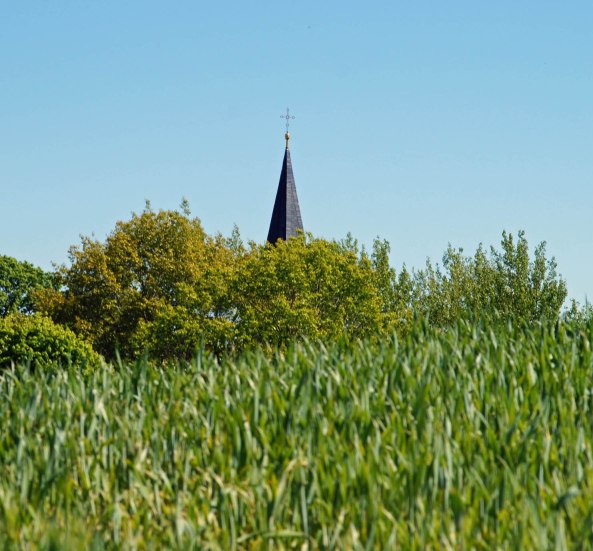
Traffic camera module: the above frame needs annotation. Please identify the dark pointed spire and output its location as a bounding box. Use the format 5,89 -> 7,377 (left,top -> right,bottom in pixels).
267,131 -> 304,243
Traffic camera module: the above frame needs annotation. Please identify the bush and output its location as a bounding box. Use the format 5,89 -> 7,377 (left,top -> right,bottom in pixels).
0,314 -> 103,371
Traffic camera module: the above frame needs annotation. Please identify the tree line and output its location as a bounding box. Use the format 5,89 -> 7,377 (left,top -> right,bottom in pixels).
0,202 -> 580,364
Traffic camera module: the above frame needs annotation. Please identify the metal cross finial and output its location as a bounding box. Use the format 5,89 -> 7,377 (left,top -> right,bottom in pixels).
280,107 -> 295,132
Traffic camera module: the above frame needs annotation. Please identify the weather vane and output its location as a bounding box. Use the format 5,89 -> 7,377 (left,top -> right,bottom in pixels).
280,107 -> 295,132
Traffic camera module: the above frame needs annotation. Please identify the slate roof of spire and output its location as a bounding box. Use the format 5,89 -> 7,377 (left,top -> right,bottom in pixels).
267,137 -> 303,243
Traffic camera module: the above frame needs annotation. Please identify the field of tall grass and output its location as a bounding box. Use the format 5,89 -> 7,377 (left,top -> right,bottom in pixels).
1,319 -> 593,549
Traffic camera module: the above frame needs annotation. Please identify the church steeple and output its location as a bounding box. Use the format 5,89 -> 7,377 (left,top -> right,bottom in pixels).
267,112 -> 303,243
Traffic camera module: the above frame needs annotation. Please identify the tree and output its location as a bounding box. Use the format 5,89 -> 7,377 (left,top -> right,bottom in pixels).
36,203 -> 235,360
490,231 -> 566,320
232,234 -> 386,348
370,238 -> 414,334
0,255 -> 55,317
412,231 -> 567,325
37,206 -> 570,361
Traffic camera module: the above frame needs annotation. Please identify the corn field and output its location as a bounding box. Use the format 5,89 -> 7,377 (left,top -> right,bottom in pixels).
1,319 -> 593,549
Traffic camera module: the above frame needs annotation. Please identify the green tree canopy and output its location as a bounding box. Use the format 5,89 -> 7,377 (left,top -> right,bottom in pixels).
412,230 -> 567,326
35,202 -> 570,361
233,234 -> 387,348
37,204 -> 236,360
37,207 -> 397,359
0,255 -> 55,317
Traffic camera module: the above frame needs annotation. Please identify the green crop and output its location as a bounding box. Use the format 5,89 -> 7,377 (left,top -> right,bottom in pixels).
1,319 -> 593,549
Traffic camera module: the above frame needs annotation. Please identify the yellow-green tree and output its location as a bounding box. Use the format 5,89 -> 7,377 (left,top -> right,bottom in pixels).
232,234 -> 387,348
36,203 -> 569,361
37,212 -> 397,358
37,203 -> 236,360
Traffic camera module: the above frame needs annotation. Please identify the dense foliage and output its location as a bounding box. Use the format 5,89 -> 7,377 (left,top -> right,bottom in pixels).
36,205 -> 236,360
233,236 -> 385,348
1,319 -> 593,549
0,255 -> 55,317
0,205 -> 585,548
412,231 -> 567,326
0,314 -> 102,372
34,204 -> 568,361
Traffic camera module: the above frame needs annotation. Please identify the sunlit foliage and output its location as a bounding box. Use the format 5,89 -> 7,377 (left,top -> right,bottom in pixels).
33,204 -> 568,360
1,319 -> 592,548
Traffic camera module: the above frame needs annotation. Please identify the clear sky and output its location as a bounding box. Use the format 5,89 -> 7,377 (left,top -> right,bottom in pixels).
1,1 -> 592,303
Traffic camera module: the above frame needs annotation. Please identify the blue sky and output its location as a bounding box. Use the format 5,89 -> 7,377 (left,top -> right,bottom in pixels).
1,1 -> 592,302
